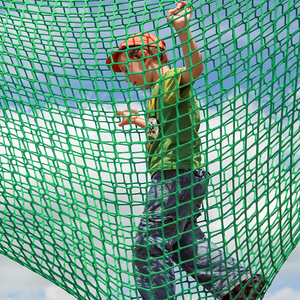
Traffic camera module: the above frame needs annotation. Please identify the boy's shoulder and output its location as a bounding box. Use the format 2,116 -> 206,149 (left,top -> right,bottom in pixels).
161,67 -> 186,79
150,67 -> 190,105
152,67 -> 186,90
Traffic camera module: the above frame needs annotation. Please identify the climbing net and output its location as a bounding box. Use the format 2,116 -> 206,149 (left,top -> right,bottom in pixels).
0,0 -> 299,299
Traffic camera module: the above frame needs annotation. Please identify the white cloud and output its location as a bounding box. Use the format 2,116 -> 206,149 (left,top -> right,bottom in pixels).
0,255 -> 76,300
264,287 -> 300,300
44,286 -> 75,300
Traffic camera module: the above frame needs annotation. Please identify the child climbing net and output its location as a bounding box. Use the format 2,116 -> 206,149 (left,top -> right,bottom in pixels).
107,2 -> 267,299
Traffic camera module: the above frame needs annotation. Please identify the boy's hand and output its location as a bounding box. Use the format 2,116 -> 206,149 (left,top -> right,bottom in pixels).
116,108 -> 139,127
167,1 -> 193,32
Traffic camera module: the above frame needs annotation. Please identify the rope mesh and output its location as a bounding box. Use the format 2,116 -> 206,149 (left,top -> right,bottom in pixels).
0,0 -> 299,299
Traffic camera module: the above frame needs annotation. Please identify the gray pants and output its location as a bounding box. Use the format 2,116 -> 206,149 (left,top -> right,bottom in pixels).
134,169 -> 249,300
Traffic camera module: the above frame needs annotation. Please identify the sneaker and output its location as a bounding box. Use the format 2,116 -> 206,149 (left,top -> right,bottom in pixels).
223,274 -> 267,300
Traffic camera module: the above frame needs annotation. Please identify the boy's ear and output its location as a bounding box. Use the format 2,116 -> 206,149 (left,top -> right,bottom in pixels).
138,50 -> 150,65
138,49 -> 149,58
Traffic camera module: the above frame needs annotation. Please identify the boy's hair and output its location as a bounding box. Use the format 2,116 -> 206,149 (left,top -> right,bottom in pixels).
126,45 -> 169,66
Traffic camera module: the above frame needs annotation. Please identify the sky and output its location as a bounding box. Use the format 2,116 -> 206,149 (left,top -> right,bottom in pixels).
0,0 -> 299,299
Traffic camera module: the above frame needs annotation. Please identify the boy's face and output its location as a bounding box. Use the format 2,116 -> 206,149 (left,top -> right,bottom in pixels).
117,52 -> 152,90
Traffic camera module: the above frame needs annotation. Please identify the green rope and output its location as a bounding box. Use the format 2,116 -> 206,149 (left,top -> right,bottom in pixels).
0,0 -> 299,299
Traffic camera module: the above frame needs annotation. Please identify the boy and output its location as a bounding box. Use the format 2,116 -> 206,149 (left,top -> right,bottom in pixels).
106,2 -> 266,299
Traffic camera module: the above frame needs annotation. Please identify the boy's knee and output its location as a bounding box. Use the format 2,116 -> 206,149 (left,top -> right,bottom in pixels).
134,242 -> 164,258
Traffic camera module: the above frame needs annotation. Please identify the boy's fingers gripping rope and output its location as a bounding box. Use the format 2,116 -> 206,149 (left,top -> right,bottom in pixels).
167,1 -> 193,31
167,1 -> 187,17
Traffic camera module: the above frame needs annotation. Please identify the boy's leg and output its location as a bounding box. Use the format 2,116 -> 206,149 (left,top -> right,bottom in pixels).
169,169 -> 251,299
134,217 -> 177,300
172,220 -> 250,300
134,170 -> 181,300
133,169 -> 208,300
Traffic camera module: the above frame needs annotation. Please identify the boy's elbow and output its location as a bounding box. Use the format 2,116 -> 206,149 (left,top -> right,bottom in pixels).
192,51 -> 204,79
193,63 -> 204,80
181,63 -> 204,85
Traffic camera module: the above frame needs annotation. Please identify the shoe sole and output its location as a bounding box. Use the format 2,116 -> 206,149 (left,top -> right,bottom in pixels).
244,275 -> 267,300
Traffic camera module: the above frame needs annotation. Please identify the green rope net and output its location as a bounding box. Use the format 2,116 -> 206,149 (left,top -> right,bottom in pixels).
0,0 -> 299,299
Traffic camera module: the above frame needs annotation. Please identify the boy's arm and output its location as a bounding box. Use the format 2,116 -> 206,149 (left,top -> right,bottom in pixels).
116,109 -> 146,128
177,29 -> 204,85
167,2 -> 204,86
